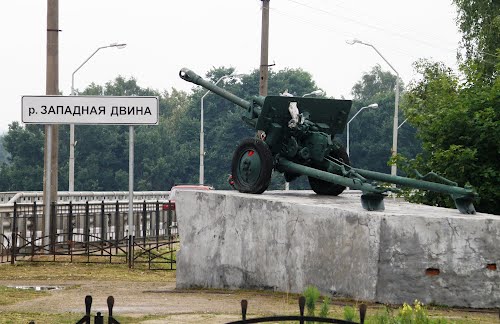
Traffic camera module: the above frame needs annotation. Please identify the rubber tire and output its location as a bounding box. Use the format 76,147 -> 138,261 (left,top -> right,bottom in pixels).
231,138 -> 273,194
308,146 -> 350,196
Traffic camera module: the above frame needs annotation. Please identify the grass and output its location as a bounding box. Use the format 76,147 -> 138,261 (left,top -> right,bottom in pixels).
0,261 -> 498,324
0,258 -> 176,282
0,311 -> 168,324
0,286 -> 49,306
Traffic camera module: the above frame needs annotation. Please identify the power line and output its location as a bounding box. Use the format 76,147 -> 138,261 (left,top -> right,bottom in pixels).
270,7 -> 449,61
281,0 -> 459,54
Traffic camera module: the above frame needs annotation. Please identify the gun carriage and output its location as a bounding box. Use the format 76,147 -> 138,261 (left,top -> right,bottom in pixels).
179,68 -> 477,214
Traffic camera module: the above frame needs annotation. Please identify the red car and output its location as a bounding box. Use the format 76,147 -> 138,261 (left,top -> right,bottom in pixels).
162,184 -> 214,211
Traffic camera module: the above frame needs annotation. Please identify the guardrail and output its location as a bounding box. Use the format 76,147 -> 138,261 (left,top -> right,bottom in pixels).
0,191 -> 170,205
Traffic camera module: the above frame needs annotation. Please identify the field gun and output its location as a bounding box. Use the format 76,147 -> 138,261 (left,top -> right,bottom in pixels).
179,68 -> 477,214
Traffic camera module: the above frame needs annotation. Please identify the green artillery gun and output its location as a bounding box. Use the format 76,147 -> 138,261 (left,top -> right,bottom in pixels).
179,68 -> 477,214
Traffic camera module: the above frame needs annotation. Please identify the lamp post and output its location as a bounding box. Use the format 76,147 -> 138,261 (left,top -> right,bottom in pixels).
347,39 -> 400,176
69,43 -> 126,192
346,103 -> 378,157
200,73 -> 242,185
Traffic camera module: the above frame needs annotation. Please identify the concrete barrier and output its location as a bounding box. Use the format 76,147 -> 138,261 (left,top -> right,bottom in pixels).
176,190 -> 499,308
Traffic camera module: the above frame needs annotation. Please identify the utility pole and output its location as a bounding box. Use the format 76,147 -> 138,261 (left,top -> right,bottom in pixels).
43,0 -> 59,250
259,0 -> 270,96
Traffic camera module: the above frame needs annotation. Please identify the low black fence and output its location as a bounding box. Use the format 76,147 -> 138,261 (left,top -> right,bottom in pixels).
0,200 -> 177,269
62,295 -> 366,324
75,296 -> 120,324
227,297 -> 366,324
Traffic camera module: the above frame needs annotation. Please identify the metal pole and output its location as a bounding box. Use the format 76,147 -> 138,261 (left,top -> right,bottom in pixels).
259,0 -> 270,96
349,40 -> 400,176
69,125 -> 75,191
199,74 -> 236,185
128,125 -> 134,268
199,96 -> 205,185
391,78 -> 400,176
43,125 -> 52,249
346,121 -> 350,157
69,43 -> 126,192
346,106 -> 366,157
43,0 -> 59,251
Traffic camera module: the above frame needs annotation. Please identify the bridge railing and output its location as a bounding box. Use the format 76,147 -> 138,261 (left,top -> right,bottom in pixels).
0,191 -> 170,206
0,199 -> 177,267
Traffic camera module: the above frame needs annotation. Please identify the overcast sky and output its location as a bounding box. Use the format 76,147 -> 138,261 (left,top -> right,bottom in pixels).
0,0 -> 461,134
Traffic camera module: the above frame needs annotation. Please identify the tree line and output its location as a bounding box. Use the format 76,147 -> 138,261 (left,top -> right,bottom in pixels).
0,66 -> 418,191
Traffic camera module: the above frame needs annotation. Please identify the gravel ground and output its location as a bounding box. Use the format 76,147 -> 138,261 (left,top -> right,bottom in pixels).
0,279 -> 300,323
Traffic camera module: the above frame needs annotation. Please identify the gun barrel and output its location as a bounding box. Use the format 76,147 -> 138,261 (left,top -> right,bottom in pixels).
179,68 -> 252,110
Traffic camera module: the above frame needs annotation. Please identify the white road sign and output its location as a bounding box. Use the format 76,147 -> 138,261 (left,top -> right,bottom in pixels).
22,95 -> 159,125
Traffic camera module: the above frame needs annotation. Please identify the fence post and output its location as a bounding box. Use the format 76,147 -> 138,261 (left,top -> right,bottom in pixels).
359,304 -> 367,324
11,202 -> 17,265
114,201 -> 120,254
68,201 -> 73,244
50,202 -> 57,254
299,296 -> 305,324
142,200 -> 147,244
166,201 -> 172,238
100,201 -> 105,254
241,299 -> 248,321
94,312 -> 103,324
155,201 -> 160,245
84,201 -> 90,256
128,201 -> 135,269
31,201 -> 37,258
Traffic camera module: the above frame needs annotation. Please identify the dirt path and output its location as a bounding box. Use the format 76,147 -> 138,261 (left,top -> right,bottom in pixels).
0,279 -> 300,323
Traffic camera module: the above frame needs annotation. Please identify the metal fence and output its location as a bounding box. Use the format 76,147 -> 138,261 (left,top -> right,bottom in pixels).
0,200 -> 177,269
67,295 -> 367,324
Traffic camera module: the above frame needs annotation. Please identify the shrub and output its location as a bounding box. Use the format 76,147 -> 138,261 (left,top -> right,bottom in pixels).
303,285 -> 321,318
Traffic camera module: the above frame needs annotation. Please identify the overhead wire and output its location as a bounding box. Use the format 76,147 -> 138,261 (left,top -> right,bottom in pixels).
280,0 -> 460,56
269,6 -> 447,61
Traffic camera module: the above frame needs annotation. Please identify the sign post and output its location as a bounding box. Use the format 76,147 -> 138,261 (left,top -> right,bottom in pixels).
22,95 -> 159,267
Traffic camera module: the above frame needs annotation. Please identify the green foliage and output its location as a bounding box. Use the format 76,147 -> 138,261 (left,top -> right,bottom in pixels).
319,296 -> 330,318
343,65 -> 421,174
401,59 -> 499,214
0,135 -> 9,163
0,67 -> 322,192
0,122 -> 44,190
343,305 -> 356,322
367,301 -> 451,324
303,285 -> 321,317
396,1 -> 499,214
452,0 -> 500,79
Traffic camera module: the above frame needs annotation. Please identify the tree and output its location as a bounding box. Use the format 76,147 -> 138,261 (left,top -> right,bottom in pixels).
0,122 -> 44,190
0,135 -> 9,163
0,68 -> 340,193
402,59 -> 499,214
453,0 -> 500,79
342,65 -> 420,173
398,1 -> 499,215
199,66 -> 321,189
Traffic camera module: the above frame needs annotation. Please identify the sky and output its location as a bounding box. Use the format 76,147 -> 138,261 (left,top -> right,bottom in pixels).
0,0 -> 461,134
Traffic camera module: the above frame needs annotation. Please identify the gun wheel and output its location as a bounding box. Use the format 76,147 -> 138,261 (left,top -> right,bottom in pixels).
308,146 -> 350,196
231,138 -> 273,194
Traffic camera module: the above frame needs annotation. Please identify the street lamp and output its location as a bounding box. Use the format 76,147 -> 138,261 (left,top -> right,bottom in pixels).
346,103 -> 378,157
347,39 -> 400,176
200,73 -> 243,185
69,43 -> 127,192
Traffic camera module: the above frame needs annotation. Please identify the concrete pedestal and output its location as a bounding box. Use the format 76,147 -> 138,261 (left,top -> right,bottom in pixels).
176,190 -> 499,308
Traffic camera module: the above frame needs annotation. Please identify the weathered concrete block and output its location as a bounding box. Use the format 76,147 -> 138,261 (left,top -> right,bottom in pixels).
176,190 -> 500,308
376,213 -> 500,308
